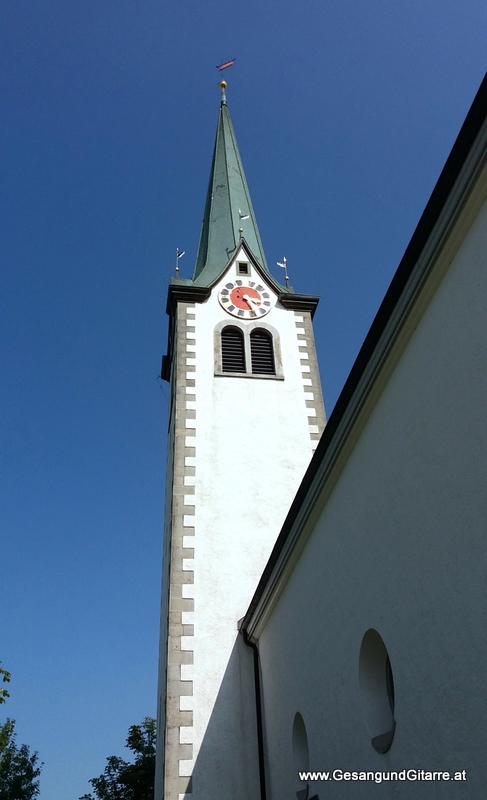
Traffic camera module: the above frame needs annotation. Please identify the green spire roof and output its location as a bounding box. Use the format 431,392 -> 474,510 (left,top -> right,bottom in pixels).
192,83 -> 269,285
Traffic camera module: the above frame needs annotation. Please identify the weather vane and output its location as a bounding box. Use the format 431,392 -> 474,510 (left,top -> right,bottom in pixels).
175,247 -> 185,276
277,257 -> 290,287
216,58 -> 236,72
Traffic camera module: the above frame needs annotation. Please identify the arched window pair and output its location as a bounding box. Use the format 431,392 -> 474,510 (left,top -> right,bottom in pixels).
221,326 -> 276,375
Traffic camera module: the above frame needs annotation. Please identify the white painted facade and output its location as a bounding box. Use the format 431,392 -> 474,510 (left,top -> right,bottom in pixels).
243,112 -> 487,799
157,244 -> 325,800
181,254 -> 319,792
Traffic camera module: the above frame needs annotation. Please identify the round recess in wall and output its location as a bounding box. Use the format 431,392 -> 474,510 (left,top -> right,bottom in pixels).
292,713 -> 309,800
359,629 -> 396,754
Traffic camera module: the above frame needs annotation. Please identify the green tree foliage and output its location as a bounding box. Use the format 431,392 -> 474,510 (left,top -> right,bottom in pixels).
80,718 -> 156,800
0,665 -> 11,706
0,719 -> 42,800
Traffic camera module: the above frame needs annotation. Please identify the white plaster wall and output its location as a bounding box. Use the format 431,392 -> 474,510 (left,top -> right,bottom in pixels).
186,251 -> 319,797
257,199 -> 487,799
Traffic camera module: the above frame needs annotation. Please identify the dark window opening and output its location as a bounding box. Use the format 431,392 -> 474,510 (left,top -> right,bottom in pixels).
221,327 -> 246,372
237,262 -> 249,275
250,329 -> 275,375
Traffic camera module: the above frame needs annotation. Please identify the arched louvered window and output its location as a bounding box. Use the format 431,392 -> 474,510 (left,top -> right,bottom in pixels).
250,329 -> 275,375
221,326 -> 246,372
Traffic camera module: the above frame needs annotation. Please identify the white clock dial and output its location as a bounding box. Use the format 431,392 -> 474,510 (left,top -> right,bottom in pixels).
218,279 -> 276,319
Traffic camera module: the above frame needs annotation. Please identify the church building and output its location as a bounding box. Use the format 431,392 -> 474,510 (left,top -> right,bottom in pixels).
157,73 -> 487,800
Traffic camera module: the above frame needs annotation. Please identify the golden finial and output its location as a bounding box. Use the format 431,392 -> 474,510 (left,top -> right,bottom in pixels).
219,79 -> 228,106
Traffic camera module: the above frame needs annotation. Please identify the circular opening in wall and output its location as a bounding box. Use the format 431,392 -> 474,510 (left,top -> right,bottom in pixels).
292,713 -> 309,800
359,629 -> 396,754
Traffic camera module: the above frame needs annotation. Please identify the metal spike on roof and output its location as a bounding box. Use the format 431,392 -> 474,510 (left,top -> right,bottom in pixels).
192,81 -> 269,285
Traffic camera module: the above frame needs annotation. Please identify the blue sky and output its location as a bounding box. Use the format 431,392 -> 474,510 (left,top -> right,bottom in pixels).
0,1 -> 485,797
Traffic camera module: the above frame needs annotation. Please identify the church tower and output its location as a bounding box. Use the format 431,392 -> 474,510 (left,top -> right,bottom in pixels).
155,81 -> 326,800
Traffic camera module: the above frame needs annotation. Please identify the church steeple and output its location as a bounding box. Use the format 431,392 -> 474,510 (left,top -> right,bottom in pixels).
192,81 -> 269,285
157,80 -> 326,800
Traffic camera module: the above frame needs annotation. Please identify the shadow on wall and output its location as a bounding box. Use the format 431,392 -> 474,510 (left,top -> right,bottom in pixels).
187,634 -> 260,800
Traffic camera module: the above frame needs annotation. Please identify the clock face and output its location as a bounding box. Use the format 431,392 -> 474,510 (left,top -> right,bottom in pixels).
218,279 -> 276,319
